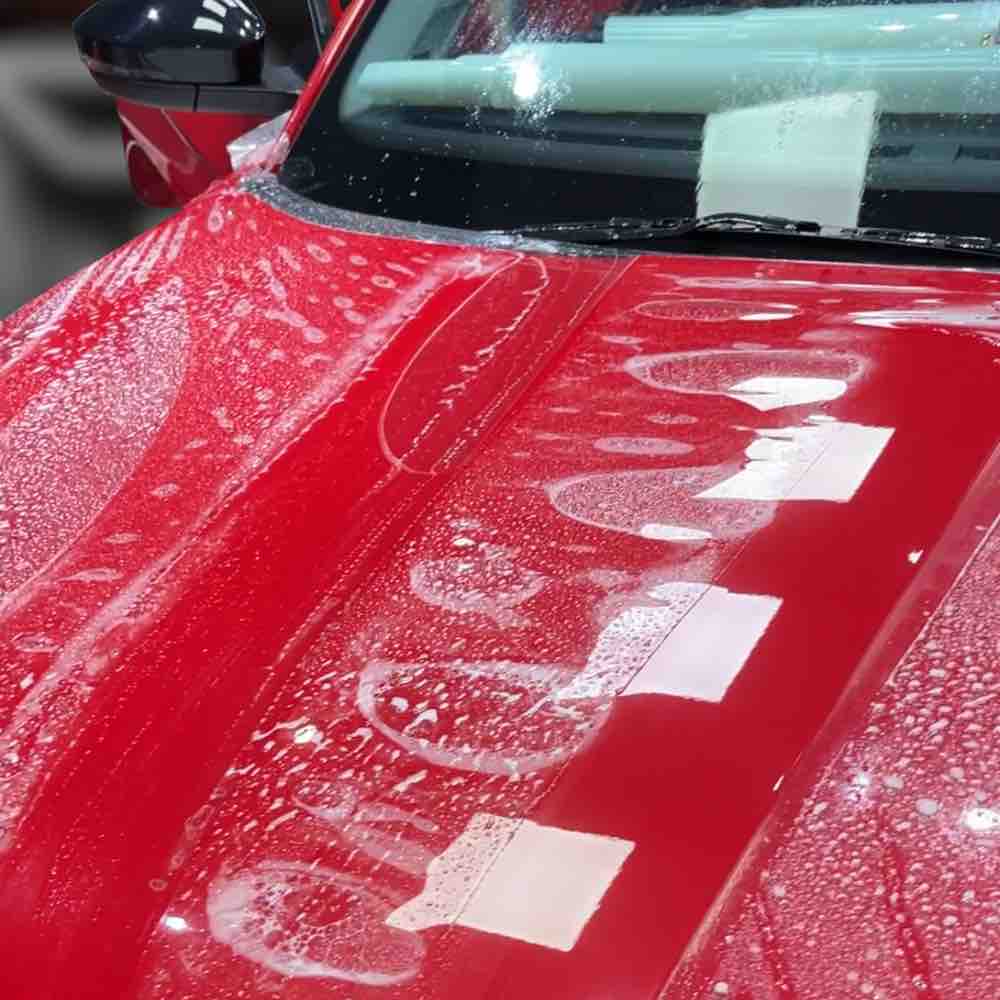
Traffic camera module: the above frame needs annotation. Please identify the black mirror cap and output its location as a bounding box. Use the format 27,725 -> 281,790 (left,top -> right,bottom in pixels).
74,0 -> 267,87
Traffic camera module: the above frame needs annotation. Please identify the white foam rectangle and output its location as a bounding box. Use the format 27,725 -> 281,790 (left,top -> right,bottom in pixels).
698,91 -> 878,228
623,586 -> 781,702
697,422 -> 893,503
386,813 -> 634,952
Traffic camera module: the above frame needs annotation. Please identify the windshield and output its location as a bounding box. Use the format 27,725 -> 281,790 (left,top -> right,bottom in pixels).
282,0 -> 1000,245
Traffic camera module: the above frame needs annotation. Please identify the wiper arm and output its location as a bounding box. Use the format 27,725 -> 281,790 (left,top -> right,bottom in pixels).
494,213 -> 1000,260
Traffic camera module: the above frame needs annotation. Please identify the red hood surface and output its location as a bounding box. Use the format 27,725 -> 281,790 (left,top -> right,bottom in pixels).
0,177 -> 997,1000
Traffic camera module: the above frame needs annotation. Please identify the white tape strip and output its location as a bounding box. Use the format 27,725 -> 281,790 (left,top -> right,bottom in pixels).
698,422 -> 894,503
386,814 -> 634,952
623,586 -> 781,702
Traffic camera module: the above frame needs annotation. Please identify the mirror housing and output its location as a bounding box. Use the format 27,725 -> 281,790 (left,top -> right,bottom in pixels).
74,0 -> 297,115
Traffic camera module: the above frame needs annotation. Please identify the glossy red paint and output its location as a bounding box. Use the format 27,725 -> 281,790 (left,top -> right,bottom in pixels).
667,453 -> 1000,1000
0,172 -> 998,999
117,100 -> 270,207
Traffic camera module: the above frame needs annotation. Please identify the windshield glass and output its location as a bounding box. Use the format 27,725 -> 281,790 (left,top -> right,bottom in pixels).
283,0 -> 1000,244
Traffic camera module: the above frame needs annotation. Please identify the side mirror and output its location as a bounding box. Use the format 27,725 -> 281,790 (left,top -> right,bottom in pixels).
74,0 -> 304,207
74,0 -> 297,116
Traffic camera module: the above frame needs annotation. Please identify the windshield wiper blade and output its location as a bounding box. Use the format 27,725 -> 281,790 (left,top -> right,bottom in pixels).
500,213 -> 819,243
494,213 -> 1000,259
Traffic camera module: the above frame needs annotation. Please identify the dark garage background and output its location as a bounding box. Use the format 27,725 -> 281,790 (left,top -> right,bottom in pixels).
0,1 -> 311,320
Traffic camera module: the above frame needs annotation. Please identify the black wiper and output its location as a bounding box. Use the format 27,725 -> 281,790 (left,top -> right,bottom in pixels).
493,213 -> 1000,260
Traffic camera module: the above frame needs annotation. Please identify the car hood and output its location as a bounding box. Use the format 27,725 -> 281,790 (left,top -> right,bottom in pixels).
0,176 -> 998,1000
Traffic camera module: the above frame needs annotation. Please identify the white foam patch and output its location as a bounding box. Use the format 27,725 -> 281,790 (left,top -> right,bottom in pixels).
698,91 -> 877,228
0,281 -> 189,603
623,348 -> 864,405
386,813 -> 634,952
409,546 -> 547,627
593,436 -> 694,457
207,862 -> 425,984
623,586 -> 781,702
697,422 -> 894,503
726,376 -> 848,411
357,660 -> 611,775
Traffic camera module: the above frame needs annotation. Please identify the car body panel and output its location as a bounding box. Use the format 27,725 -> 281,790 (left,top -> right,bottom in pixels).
0,174 -> 998,998
117,100 -> 271,207
667,464 -> 1000,1000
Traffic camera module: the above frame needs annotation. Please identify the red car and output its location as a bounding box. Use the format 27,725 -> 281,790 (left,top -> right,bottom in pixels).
1,1 -> 998,998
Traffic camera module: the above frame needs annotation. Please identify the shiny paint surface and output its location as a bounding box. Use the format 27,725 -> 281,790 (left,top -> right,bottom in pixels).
0,173 -> 998,999
117,100 -> 269,206
668,465 -> 1000,1000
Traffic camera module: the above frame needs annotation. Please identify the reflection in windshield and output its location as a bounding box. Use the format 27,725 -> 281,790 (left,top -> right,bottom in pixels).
285,0 -> 1000,243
